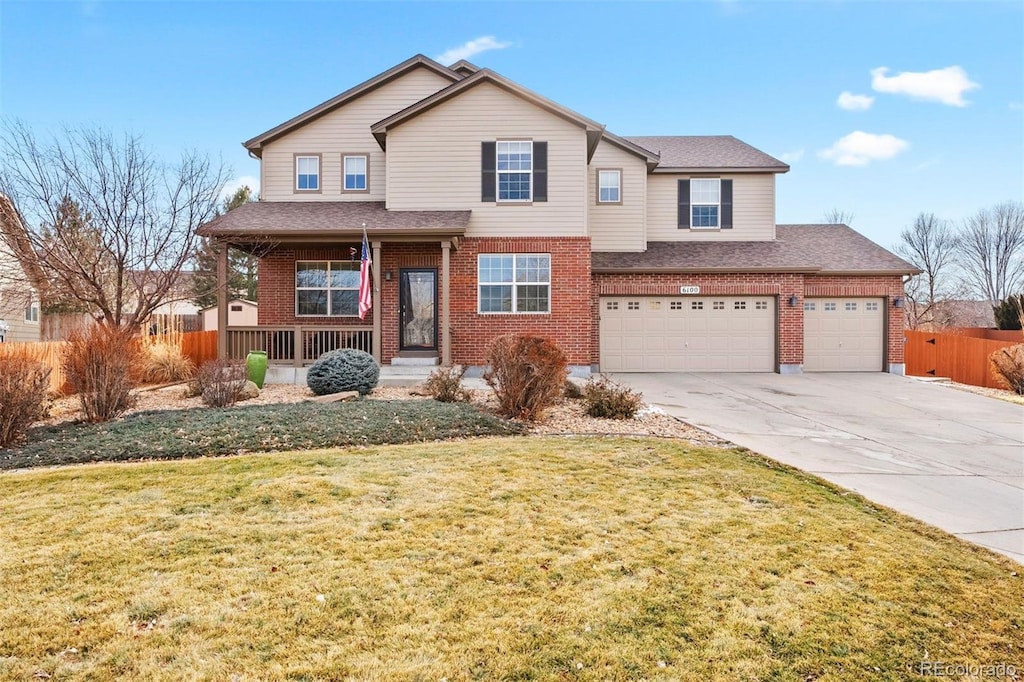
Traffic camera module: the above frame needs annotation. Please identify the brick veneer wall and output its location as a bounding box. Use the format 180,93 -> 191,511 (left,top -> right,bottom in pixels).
257,238 -> 593,366
449,237 -> 592,365
592,272 -> 906,368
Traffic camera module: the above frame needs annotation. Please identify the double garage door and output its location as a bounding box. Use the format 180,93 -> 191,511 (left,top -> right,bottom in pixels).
599,295 -> 885,372
600,296 -> 776,372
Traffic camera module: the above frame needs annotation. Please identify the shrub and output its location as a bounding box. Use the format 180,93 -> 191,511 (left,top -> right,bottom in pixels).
138,340 -> 195,385
424,365 -> 471,403
582,376 -> 643,419
990,344 -> 1024,395
563,379 -> 584,400
195,359 -> 248,407
64,325 -> 140,422
0,353 -> 52,446
306,349 -> 379,396
992,294 -> 1024,331
483,334 -> 568,421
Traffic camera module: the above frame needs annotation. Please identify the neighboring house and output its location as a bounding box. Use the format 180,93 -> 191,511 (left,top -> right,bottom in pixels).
198,54 -> 919,374
201,299 -> 258,330
0,249 -> 40,344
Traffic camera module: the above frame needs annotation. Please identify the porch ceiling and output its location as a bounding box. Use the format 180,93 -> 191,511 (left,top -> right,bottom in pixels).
197,201 -> 470,244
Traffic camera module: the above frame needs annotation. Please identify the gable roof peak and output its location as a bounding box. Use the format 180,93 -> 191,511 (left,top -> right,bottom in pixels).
242,54 -> 460,156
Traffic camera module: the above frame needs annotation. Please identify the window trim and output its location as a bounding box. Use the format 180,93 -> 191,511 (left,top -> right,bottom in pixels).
24,300 -> 39,324
295,259 -> 360,317
341,153 -> 370,194
690,177 -> 720,229
293,153 -> 322,194
596,168 -> 622,205
496,139 -> 533,204
477,253 -> 551,315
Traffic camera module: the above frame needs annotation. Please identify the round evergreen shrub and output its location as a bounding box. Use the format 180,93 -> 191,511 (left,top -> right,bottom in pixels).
306,349 -> 380,396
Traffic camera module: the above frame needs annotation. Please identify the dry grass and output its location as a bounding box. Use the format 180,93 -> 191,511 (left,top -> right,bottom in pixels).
0,437 -> 1020,681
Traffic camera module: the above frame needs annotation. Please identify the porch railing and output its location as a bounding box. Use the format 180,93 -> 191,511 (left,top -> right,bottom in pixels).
226,326 -> 372,366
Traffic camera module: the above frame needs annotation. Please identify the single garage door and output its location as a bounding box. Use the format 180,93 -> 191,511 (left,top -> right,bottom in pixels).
803,298 -> 884,371
600,296 -> 776,372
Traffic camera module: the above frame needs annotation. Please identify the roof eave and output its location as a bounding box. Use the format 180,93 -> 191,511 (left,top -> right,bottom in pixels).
818,268 -> 924,277
243,55 -> 460,154
600,131 -> 661,169
199,226 -> 468,240
651,166 -> 790,174
591,265 -> 822,275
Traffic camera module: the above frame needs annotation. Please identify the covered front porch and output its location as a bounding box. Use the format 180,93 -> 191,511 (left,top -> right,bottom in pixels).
195,201 -> 471,368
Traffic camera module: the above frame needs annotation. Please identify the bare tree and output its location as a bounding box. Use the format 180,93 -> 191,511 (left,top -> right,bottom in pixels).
894,213 -> 961,329
0,121 -> 227,328
823,208 -> 855,225
957,201 -> 1024,305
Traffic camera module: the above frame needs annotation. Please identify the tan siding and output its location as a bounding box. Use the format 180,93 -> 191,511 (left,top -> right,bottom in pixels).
385,82 -> 587,237
259,67 -> 452,202
587,142 -> 646,251
0,290 -> 40,343
647,173 -> 776,241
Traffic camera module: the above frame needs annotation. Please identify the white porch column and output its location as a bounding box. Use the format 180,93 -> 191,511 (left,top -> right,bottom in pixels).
441,239 -> 451,366
372,240 -> 382,363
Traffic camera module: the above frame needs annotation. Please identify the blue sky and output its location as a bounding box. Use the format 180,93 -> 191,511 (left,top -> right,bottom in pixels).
1,0 -> 1021,249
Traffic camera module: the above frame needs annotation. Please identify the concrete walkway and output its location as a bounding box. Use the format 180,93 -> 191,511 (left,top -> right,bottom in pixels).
612,372 -> 1024,563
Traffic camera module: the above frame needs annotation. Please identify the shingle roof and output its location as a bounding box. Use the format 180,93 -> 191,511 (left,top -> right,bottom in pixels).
592,225 -> 920,275
624,135 -> 789,171
196,201 -> 471,238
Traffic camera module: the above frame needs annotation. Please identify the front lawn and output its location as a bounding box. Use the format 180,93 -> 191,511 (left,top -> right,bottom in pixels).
0,437 -> 1019,680
0,399 -> 522,469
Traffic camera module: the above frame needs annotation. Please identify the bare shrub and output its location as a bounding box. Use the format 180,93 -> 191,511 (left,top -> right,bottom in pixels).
196,359 -> 248,407
63,326 -> 139,422
582,376 -> 643,419
563,379 -> 584,400
990,344 -> 1024,395
483,334 -> 568,421
424,365 -> 471,403
0,352 -> 52,446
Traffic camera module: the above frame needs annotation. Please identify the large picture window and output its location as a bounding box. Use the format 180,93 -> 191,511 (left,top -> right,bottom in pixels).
497,141 -> 532,201
690,178 -> 720,228
478,254 -> 550,313
296,261 -> 359,316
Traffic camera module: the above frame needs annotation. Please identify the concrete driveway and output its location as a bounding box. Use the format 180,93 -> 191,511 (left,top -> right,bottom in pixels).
613,372 -> 1024,563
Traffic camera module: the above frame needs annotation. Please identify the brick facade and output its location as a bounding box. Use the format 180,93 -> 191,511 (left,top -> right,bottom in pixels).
258,243 -> 905,370
592,271 -> 906,368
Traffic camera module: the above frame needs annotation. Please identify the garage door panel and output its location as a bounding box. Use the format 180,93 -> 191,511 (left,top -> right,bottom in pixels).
804,298 -> 883,372
600,296 -> 776,372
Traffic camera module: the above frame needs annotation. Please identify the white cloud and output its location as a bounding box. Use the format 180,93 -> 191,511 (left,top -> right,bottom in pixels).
836,91 -> 874,111
777,149 -> 805,163
870,66 -> 980,107
221,175 -> 260,201
435,36 -> 513,66
1010,102 -> 1024,111
818,131 -> 909,167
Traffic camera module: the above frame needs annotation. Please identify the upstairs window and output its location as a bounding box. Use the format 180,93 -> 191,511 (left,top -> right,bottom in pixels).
690,178 -> 720,228
295,155 -> 320,192
678,178 -> 733,229
24,300 -> 39,323
597,169 -> 621,203
478,254 -> 550,314
343,154 -> 368,192
497,141 -> 533,201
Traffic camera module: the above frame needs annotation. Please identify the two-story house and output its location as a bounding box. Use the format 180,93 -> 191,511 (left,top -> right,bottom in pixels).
0,195 -> 41,343
198,55 -> 918,377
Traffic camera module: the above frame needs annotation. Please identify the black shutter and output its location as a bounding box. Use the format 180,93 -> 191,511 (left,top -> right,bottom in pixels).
721,179 -> 733,229
533,141 -> 547,202
481,142 -> 496,202
677,179 -> 690,229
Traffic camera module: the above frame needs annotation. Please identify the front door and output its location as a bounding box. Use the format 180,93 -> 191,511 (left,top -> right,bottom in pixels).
399,268 -> 438,351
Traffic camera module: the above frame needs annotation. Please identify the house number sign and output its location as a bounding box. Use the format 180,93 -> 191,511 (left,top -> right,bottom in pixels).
679,286 -> 701,295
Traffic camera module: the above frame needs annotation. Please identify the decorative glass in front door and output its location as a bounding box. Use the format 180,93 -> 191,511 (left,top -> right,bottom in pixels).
400,269 -> 437,351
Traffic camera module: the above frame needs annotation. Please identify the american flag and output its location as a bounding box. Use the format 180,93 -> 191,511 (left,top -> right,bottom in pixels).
358,229 -> 372,320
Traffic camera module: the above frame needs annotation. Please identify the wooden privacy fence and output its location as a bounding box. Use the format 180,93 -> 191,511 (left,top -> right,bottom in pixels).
905,329 -> 1021,389
180,330 -> 218,367
0,341 -> 70,394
